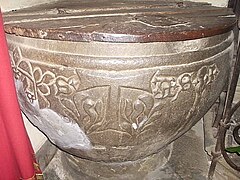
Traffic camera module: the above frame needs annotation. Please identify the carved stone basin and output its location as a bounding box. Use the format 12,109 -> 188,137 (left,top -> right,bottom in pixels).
4,0 -> 236,178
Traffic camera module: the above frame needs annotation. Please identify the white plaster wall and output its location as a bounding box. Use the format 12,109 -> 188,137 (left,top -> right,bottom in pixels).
188,0 -> 228,7
0,0 -> 57,12
23,115 -> 47,152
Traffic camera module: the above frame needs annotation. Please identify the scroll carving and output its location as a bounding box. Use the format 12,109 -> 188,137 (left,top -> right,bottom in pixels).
11,47 -> 111,135
151,71 -> 194,102
10,46 -> 219,137
186,64 -> 219,120
119,88 -> 163,137
11,47 -> 80,108
119,64 -> 219,136
71,86 -> 110,134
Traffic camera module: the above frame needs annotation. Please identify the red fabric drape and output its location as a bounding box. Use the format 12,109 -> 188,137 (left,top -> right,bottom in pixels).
0,11 -> 41,180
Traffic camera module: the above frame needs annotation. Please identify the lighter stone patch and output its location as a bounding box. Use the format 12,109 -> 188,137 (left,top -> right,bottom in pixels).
132,123 -> 138,130
130,20 -> 191,28
15,80 -> 92,150
39,30 -> 48,38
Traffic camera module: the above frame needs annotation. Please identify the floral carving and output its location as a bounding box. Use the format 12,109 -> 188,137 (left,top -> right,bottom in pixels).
186,64 -> 219,120
56,75 -> 80,96
11,47 -> 81,108
120,64 -> 219,136
72,86 -> 110,134
11,48 -> 37,103
10,46 -> 220,137
10,47 -> 109,135
119,90 -> 163,136
151,71 -> 194,102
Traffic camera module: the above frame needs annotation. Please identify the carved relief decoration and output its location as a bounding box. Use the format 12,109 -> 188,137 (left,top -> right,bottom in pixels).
119,64 -> 219,137
11,47 -> 111,135
10,47 -> 219,138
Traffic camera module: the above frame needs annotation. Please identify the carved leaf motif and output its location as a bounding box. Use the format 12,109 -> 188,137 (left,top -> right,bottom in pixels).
11,50 -> 46,105
39,72 -> 55,86
186,64 -> 219,120
131,99 -> 145,123
10,47 -> 220,140
18,60 -> 33,78
21,76 -> 36,102
83,99 -> 106,134
138,94 -> 154,115
15,61 -> 37,103
125,99 -> 133,118
83,99 -> 98,122
33,67 -> 42,83
119,64 -> 220,136
11,55 -> 21,79
37,83 -> 50,96
95,99 -> 103,115
56,77 -> 73,95
68,76 -> 80,90
55,75 -> 80,96
73,86 -> 109,134
119,121 -> 133,136
119,98 -> 134,135
13,48 -> 21,62
33,68 -> 55,96
32,67 -> 56,108
119,87 -> 156,134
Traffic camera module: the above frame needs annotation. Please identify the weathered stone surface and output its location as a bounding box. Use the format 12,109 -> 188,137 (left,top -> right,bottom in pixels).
43,120 -> 240,179
62,144 -> 173,179
7,31 -> 234,163
4,0 -> 236,178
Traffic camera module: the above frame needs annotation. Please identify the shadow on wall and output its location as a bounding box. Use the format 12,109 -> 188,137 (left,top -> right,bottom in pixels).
185,0 -> 228,7
0,0 -> 58,12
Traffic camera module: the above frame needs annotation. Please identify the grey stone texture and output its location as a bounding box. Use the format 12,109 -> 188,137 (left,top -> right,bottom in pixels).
42,118 -> 240,180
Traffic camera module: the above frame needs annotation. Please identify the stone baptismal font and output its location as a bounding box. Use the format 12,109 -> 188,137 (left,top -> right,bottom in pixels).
3,0 -> 236,179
